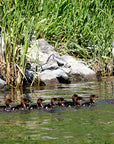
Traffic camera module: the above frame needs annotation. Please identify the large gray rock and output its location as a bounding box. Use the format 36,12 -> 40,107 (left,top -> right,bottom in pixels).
26,39 -> 96,85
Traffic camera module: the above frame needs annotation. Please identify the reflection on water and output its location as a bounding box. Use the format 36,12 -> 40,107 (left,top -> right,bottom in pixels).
0,104 -> 113,144
0,76 -> 114,104
0,76 -> 114,144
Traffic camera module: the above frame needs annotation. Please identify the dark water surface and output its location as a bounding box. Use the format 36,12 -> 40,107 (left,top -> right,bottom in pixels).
0,76 -> 114,144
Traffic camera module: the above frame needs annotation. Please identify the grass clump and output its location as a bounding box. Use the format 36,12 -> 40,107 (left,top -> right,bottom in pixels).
0,0 -> 114,87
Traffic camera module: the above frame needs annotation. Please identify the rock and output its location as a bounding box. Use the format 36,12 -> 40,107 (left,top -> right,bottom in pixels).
0,78 -> 9,90
25,69 -> 34,83
40,69 -> 70,86
61,54 -> 96,81
26,39 -> 96,86
28,39 -> 60,65
41,59 -> 59,71
23,69 -> 45,86
0,35 -> 97,87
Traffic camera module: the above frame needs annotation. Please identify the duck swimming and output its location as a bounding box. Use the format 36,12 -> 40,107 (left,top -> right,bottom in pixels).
0,99 -> 12,112
64,94 -> 79,107
75,96 -> 83,107
82,95 -> 97,107
11,98 -> 31,111
44,98 -> 57,110
57,98 -> 65,106
29,98 -> 44,110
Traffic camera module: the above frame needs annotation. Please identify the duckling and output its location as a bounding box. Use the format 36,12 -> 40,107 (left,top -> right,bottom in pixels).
44,98 -> 57,110
11,98 -> 31,111
75,96 -> 83,107
64,94 -> 79,107
37,98 -> 44,109
82,95 -> 97,107
51,98 -> 57,106
0,99 -> 12,112
29,98 -> 44,110
58,98 -> 65,106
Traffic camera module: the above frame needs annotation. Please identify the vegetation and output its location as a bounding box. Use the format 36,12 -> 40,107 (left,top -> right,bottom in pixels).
0,0 -> 114,87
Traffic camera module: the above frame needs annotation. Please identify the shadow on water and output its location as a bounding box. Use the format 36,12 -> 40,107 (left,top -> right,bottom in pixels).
0,76 -> 114,144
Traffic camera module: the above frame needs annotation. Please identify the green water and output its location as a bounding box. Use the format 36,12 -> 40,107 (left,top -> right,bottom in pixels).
0,77 -> 114,144
0,105 -> 113,144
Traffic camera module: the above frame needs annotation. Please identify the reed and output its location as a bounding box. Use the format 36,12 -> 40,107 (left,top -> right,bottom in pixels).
0,0 -> 113,87
0,0 -> 37,87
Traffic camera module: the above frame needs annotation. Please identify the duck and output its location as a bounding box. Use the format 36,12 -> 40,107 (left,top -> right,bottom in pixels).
11,98 -> 31,111
75,96 -> 83,107
63,94 -> 79,107
29,98 -> 44,110
82,95 -> 97,107
0,99 -> 12,112
57,98 -> 65,106
44,98 -> 57,110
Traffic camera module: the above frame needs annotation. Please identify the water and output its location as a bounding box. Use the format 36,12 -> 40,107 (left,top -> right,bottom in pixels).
0,76 -> 114,144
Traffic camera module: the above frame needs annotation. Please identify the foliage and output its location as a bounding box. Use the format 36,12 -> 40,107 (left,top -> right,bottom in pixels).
0,0 -> 114,86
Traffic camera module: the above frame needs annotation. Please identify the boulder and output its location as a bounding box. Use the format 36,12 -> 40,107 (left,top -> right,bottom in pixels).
23,69 -> 46,86
0,78 -> 9,90
61,55 -> 96,81
26,39 -> 96,85
40,69 -> 70,86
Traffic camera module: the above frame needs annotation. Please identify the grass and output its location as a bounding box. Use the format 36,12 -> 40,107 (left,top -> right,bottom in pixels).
0,0 -> 114,87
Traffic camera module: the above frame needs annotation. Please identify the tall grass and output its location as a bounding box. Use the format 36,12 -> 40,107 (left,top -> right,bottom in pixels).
0,0 -> 38,87
0,0 -> 114,87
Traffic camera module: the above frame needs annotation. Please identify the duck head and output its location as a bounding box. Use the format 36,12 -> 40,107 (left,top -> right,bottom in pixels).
5,99 -> 12,107
72,94 -> 78,103
90,95 -> 98,103
51,98 -> 57,105
37,98 -> 44,107
76,96 -> 83,105
21,98 -> 31,108
58,98 -> 64,106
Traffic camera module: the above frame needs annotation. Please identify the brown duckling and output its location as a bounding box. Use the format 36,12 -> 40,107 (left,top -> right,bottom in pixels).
58,98 -> 65,106
64,94 -> 79,107
29,98 -> 44,110
0,99 -> 12,112
44,98 -> 57,110
75,96 -> 83,106
51,98 -> 57,106
11,98 -> 31,111
37,98 -> 44,108
82,95 -> 97,107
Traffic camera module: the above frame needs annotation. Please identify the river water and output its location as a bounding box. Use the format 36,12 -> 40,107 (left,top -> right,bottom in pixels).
0,76 -> 114,144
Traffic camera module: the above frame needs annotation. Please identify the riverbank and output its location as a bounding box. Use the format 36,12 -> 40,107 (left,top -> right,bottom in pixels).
0,0 -> 113,88
0,38 -> 114,89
